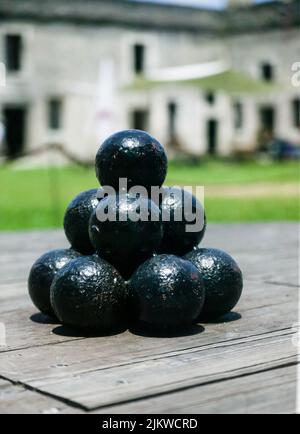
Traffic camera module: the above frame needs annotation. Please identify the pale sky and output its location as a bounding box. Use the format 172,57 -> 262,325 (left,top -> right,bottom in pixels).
134,0 -> 226,8
133,0 -> 273,9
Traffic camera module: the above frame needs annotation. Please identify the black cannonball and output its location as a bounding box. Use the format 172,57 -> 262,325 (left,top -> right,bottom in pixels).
63,188 -> 101,255
89,193 -> 163,279
128,254 -> 205,329
50,255 -> 128,331
28,248 -> 80,317
185,248 -> 243,319
159,187 -> 206,256
95,130 -> 168,192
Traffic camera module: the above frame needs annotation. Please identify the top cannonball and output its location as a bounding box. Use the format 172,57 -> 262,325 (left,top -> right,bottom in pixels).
95,130 -> 168,192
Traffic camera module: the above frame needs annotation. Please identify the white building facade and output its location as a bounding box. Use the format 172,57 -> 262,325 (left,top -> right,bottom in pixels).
0,0 -> 299,160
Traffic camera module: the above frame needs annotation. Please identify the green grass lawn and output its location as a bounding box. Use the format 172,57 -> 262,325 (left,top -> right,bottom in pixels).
167,159 -> 300,185
0,160 -> 299,230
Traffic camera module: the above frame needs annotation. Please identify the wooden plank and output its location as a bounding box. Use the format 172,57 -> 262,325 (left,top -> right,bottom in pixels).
1,330 -> 296,410
5,250 -> 296,288
0,282 -> 298,356
0,282 -> 31,312
0,223 -> 296,255
96,364 -> 297,414
202,222 -> 299,254
0,314 -> 297,409
233,251 -> 299,286
0,230 -> 66,253
202,222 -> 299,286
0,307 -> 85,353
2,250 -> 278,290
0,280 -> 296,410
0,254 -> 64,286
0,224 -> 298,413
0,379 -> 82,414
0,230 -> 68,285
0,279 -> 297,353
0,301 -> 296,379
0,282 -> 85,353
0,295 -> 31,317
0,223 -> 298,286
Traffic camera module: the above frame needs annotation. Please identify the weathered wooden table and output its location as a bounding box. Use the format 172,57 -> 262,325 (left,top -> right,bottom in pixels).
0,223 -> 298,414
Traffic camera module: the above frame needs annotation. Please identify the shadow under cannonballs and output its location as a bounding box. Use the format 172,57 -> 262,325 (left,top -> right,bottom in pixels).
198,311 -> 242,325
30,312 -> 60,325
129,322 -> 205,338
51,323 -> 128,338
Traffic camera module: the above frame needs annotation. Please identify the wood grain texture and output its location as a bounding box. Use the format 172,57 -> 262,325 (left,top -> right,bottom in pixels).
95,364 -> 297,414
0,379 -> 82,414
0,224 -> 298,413
0,279 -> 296,353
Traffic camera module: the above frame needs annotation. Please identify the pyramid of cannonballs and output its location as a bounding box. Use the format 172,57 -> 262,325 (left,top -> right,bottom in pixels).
28,130 -> 243,333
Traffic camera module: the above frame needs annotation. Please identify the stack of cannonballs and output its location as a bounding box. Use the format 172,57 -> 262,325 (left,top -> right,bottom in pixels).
28,130 -> 243,333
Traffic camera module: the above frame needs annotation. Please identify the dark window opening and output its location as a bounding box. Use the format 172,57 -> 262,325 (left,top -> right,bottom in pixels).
261,62 -> 274,82
292,98 -> 300,128
205,91 -> 216,105
5,34 -> 22,72
206,119 -> 218,155
3,106 -> 27,158
132,109 -> 148,131
260,106 -> 275,135
133,44 -> 145,75
48,98 -> 63,130
233,101 -> 243,130
168,101 -> 177,139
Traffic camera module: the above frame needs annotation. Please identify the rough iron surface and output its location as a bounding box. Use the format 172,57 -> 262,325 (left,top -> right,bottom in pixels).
159,187 -> 206,256
50,255 -> 128,331
95,130 -> 168,193
89,193 -> 163,280
129,254 -> 205,329
63,188 -> 100,255
28,248 -> 80,317
185,247 -> 243,319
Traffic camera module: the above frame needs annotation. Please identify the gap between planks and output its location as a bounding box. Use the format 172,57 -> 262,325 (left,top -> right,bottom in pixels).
0,329 -> 297,410
0,378 -> 83,414
93,363 -> 297,414
0,355 -> 298,414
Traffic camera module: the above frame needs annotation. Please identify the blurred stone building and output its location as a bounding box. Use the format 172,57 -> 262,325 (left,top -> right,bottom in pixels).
0,0 -> 299,161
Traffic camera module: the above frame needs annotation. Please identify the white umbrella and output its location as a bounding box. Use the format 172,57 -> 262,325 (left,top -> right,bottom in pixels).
95,58 -> 116,143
